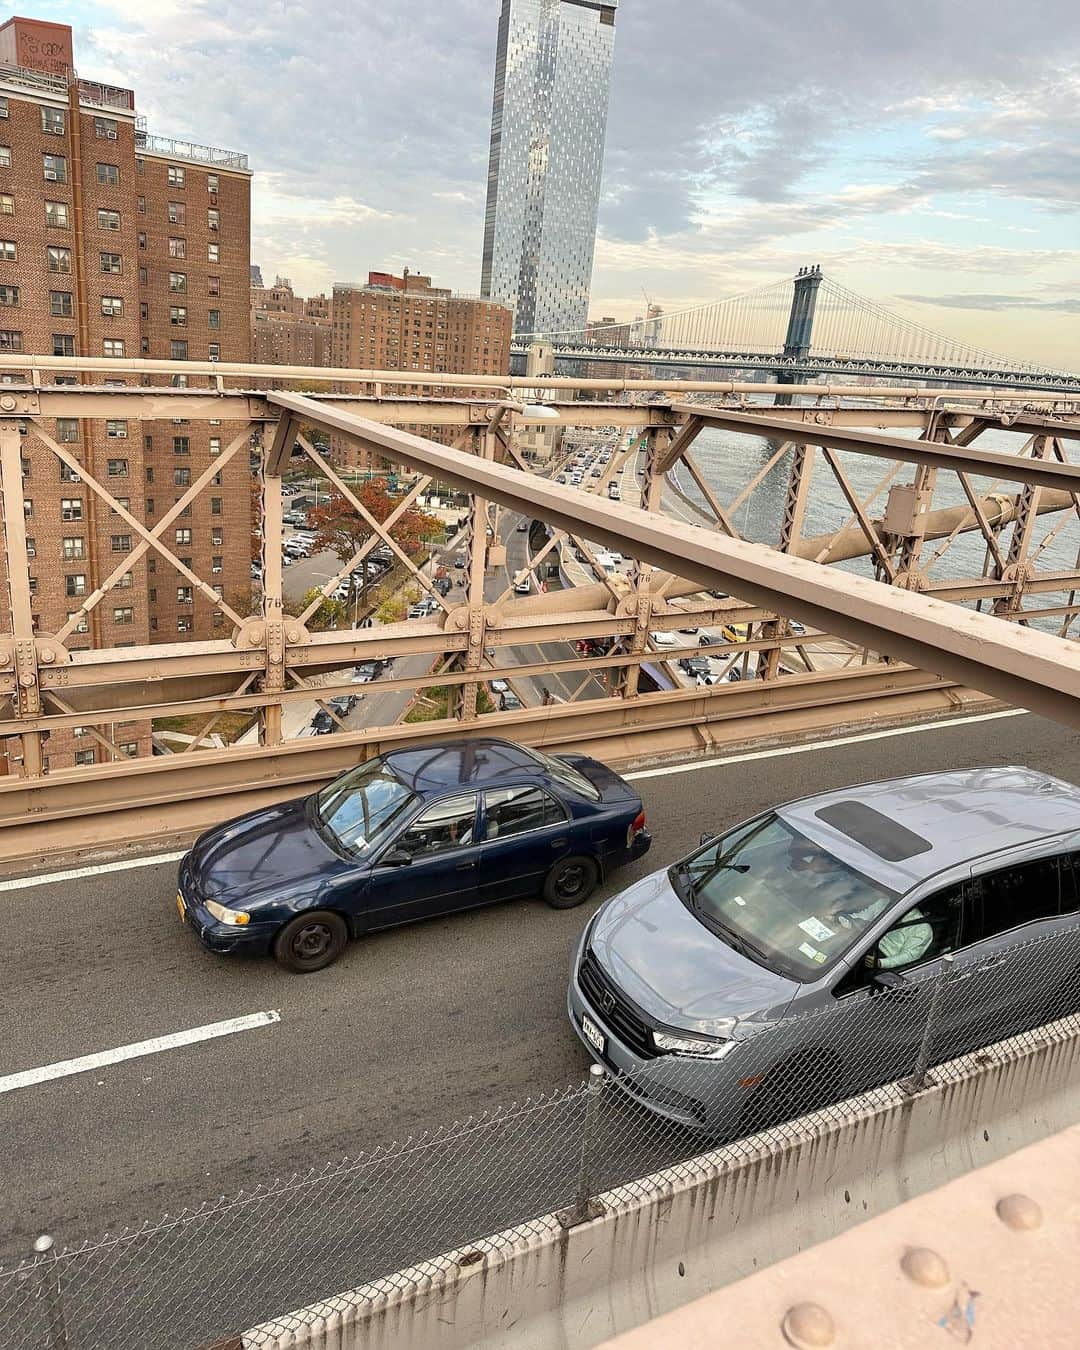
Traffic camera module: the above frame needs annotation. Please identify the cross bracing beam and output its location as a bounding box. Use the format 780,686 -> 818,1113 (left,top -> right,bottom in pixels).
269,391 -> 1080,728
673,406 -> 1080,491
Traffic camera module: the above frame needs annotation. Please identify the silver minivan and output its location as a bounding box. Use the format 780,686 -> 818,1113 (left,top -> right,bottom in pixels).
568,767 -> 1080,1135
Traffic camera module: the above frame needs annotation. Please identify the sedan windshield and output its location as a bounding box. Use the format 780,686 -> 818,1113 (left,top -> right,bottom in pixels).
316,759 -> 418,856
673,814 -> 897,980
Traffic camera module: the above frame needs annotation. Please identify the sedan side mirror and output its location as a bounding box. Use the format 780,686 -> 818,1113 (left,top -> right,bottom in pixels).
699,831 -> 718,846
381,848 -> 412,867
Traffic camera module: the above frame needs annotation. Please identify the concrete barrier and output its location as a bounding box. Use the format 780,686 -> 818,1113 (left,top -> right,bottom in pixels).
241,1015 -> 1080,1349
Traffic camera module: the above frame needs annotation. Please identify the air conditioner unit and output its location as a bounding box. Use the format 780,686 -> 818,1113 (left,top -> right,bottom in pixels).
106,129 -> 118,140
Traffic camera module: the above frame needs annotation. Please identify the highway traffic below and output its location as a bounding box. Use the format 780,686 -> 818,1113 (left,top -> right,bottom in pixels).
2,707 -> 1077,1266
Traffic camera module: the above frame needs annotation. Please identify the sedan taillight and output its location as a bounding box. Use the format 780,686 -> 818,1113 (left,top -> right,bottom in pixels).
627,809 -> 646,847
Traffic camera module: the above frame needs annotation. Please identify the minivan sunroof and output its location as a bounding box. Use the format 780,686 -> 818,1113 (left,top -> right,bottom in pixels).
813,800 -> 933,862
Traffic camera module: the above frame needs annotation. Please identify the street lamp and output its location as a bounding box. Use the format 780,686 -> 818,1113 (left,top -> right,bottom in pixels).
485,398 -> 560,427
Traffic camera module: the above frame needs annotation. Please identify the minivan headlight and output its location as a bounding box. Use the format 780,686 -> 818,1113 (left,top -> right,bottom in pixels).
205,899 -> 251,926
652,1030 -> 737,1059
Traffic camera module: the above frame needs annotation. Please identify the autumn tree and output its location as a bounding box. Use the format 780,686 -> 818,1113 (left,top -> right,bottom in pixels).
309,480 -> 442,572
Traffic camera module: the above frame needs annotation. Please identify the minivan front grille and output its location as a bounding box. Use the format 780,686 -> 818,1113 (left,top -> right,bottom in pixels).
578,947 -> 655,1059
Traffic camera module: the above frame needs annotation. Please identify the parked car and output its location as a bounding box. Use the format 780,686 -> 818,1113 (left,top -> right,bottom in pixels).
499,690 -> 524,711
283,539 -> 312,559
516,519 -> 529,532
678,655 -> 713,678
435,577 -> 452,597
351,662 -> 380,683
514,577 -> 532,595
327,694 -> 358,718
650,631 -> 680,648
454,554 -> 466,569
568,766 -> 1080,1135
490,678 -> 510,695
177,737 -> 652,972
310,709 -> 334,735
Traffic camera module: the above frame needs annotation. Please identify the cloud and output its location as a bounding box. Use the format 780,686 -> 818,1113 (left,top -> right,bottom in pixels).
900,292 -> 1080,314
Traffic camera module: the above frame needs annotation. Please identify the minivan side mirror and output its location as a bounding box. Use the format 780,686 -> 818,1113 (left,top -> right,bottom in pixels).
381,848 -> 412,867
700,831 -> 718,846
871,968 -> 908,995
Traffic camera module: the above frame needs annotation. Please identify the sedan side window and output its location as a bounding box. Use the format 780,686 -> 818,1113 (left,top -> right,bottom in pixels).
482,785 -> 566,841
395,793 -> 478,858
975,855 -> 1065,941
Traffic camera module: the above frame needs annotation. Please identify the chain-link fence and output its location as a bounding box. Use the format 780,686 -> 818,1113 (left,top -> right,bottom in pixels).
3,920 -> 1079,1350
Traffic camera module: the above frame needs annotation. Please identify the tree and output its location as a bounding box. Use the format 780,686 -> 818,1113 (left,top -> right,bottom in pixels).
298,587 -> 346,631
309,480 -> 443,571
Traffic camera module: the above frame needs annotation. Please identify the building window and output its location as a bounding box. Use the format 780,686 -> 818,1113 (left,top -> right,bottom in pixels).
0,194 -> 12,216
169,272 -> 187,292
0,240 -> 14,261
211,528 -> 223,545
177,616 -> 193,633
45,200 -> 69,228
170,339 -> 188,360
168,237 -> 186,259
96,162 -> 120,186
174,466 -> 191,487
207,173 -> 219,193
24,500 -> 32,518
41,107 -> 65,136
118,741 -> 138,757
208,308 -> 220,329
0,284 -> 18,305
169,305 -> 187,326
113,606 -> 133,626
175,527 -> 192,545
167,201 -> 186,225
209,437 -> 221,455
110,496 -> 129,513
100,252 -> 122,274
116,571 -> 132,589
167,164 -> 185,187
107,458 -> 129,477
211,555 -> 223,573
101,296 -> 123,317
208,343 -> 220,361
97,209 -> 121,231
111,534 -> 132,552
177,585 -> 193,603
94,116 -> 118,139
0,98 -> 7,118
25,534 -> 35,555
49,290 -> 73,317
61,498 -> 82,521
103,338 -> 125,357
208,275 -> 220,296
138,266 -> 148,285
59,461 -> 81,482
144,497 -> 153,514
139,302 -> 148,321
56,418 -> 78,443
47,246 -> 70,273
74,748 -> 95,767
52,334 -> 75,357
138,231 -> 146,250
65,573 -> 87,597
42,153 -> 66,182
211,497 -> 222,515
207,208 -> 219,231
140,337 -> 149,354
207,242 -> 219,263
0,328 -> 23,351
106,419 -> 128,439
62,537 -> 85,560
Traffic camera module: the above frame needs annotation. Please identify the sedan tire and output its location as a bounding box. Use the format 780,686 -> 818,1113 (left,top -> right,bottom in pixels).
542,855 -> 599,910
273,910 -> 348,974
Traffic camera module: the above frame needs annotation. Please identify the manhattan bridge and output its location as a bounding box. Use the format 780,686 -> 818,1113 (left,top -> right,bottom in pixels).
511,266 -> 1080,394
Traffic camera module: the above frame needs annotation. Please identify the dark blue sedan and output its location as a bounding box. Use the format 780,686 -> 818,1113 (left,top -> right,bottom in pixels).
177,737 -> 651,973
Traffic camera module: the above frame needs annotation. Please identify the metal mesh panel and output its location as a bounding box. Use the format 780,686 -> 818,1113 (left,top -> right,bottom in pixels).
3,921 -> 1079,1350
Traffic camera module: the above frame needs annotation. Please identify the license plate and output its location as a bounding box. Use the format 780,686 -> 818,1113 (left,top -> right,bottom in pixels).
581,1014 -> 605,1055
176,892 -> 186,923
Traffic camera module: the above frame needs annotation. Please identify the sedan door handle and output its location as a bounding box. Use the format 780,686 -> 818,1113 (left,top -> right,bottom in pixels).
456,860 -> 477,871
550,838 -> 568,849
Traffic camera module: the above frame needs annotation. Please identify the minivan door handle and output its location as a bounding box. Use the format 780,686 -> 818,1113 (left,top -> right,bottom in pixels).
976,955 -> 1008,972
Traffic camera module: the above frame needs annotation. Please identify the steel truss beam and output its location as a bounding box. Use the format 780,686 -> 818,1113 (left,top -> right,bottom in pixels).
268,392 -> 1080,727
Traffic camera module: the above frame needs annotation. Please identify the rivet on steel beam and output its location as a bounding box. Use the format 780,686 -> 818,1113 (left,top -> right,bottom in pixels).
900,1246 -> 950,1288
996,1193 -> 1043,1231
19,672 -> 36,687
0,394 -> 15,412
781,1302 -> 835,1348
38,647 -> 55,664
285,627 -> 301,644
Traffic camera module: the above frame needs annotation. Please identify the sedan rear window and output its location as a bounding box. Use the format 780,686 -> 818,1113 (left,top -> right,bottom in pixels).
316,759 -> 418,855
672,814 -> 898,981
518,747 -> 600,801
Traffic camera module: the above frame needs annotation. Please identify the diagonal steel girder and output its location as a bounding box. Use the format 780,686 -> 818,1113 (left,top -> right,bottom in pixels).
674,406 -> 1080,491
268,391 -> 1080,727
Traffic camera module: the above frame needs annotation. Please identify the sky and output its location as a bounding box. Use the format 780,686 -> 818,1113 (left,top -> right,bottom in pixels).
41,0 -> 1080,368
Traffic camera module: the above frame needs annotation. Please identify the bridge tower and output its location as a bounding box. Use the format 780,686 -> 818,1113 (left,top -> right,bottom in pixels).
776,265 -> 822,404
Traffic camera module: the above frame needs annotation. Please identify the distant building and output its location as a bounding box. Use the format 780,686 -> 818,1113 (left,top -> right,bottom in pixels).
0,14 -> 251,771
251,276 -> 330,366
480,0 -> 616,339
249,262 -> 264,287
330,270 -> 512,467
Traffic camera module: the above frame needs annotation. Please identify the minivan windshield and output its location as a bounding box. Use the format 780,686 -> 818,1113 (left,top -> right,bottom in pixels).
672,813 -> 898,980
316,759 -> 418,856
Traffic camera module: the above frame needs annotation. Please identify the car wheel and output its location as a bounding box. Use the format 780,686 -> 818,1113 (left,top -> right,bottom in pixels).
273,910 -> 348,974
542,855 -> 599,909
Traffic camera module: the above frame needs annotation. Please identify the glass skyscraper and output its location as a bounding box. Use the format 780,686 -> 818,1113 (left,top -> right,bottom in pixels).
480,0 -> 617,339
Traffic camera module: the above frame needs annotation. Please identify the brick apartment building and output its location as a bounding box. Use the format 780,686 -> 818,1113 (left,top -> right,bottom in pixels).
329,270 -> 511,467
251,275 -> 331,367
0,15 -> 251,771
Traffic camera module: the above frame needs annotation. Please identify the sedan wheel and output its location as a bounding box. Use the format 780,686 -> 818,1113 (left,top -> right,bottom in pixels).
543,855 -> 599,910
273,909 -> 348,974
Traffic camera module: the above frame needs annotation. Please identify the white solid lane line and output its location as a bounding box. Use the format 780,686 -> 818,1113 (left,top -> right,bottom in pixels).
0,1010 -> 282,1097
624,708 -> 1029,782
0,850 -> 188,894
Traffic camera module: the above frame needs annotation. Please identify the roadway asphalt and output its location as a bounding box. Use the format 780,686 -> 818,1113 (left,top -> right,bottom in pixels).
2,707 -> 1077,1282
